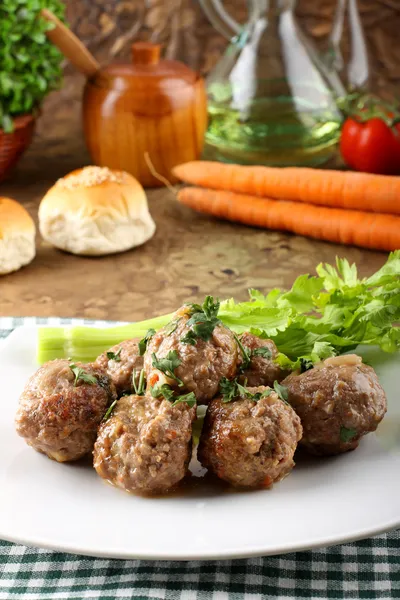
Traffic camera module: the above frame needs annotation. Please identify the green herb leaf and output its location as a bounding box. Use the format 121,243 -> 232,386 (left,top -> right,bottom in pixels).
138,328 -> 156,356
273,380 -> 289,402
106,348 -> 122,362
172,392 -> 197,408
184,314 -> 219,343
132,368 -> 146,396
234,334 -> 252,371
180,330 -> 198,345
202,296 -> 220,320
251,388 -> 272,401
220,377 -> 272,403
69,363 -> 98,387
252,346 -> 272,359
299,357 -> 314,372
182,296 -> 221,345
151,350 -> 183,386
192,320 -> 219,342
186,302 -> 203,314
237,381 -> 272,401
103,399 -> 118,422
151,383 -> 175,402
151,383 -> 196,408
340,426 -> 358,443
220,377 -> 238,403
165,319 -> 179,336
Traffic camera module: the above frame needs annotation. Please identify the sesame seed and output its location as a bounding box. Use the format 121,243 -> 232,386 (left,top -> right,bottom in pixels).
57,166 -> 125,190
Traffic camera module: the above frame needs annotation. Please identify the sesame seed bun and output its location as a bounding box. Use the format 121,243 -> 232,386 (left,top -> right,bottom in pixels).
38,166 -> 156,256
0,197 -> 36,275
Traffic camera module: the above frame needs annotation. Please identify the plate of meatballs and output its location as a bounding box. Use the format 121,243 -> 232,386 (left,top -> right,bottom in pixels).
1,299 -> 399,560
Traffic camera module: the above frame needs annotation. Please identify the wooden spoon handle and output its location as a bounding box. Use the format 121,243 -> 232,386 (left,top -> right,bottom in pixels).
41,9 -> 100,78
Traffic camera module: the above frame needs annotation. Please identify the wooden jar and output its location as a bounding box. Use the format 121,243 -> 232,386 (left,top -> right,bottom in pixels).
83,43 -> 207,187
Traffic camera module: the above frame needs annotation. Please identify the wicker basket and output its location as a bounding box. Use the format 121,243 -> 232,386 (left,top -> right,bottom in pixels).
0,114 -> 35,182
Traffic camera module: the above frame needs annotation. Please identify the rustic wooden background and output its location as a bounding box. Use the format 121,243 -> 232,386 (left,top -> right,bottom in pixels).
18,0 -> 400,177
2,0 -> 396,319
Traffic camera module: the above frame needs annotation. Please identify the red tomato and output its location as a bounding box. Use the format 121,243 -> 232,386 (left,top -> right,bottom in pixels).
340,117 -> 400,175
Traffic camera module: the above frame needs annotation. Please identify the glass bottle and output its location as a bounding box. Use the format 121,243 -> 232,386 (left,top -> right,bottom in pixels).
200,0 -> 345,166
327,0 -> 369,91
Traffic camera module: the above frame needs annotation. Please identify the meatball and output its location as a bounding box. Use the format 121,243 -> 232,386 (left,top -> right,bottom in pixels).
95,339 -> 143,395
15,359 -> 116,462
238,332 -> 290,387
282,354 -> 387,456
198,387 -> 302,488
94,394 -> 195,494
144,306 -> 237,403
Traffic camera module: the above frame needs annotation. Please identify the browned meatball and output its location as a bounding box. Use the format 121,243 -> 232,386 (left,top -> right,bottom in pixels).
238,332 -> 290,387
94,394 -> 195,495
95,339 -> 143,395
15,359 -> 116,462
198,387 -> 302,488
144,306 -> 238,404
282,355 -> 387,456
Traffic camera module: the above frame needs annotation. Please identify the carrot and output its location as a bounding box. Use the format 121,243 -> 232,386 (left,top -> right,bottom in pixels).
177,187 -> 400,252
173,162 -> 400,216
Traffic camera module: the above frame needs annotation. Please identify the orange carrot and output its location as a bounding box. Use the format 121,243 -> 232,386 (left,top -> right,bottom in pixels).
173,162 -> 400,216
177,187 -> 400,252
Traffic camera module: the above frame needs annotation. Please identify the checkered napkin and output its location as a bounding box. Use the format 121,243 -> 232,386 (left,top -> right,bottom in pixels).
1,318 -> 399,600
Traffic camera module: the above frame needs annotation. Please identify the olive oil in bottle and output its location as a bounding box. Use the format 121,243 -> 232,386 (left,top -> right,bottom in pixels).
200,0 -> 344,166
205,83 -> 341,166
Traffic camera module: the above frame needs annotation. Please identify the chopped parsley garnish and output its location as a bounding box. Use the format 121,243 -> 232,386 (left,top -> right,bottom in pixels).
252,346 -> 272,359
240,385 -> 272,402
273,380 -> 289,402
106,348 -> 122,362
151,383 -> 175,402
220,377 -> 238,403
103,399 -> 118,421
180,330 -> 198,345
299,357 -> 314,373
138,328 -> 156,356
172,392 -> 196,408
202,295 -> 221,321
165,319 -> 179,336
220,377 -> 272,403
151,350 -> 184,386
69,363 -> 98,387
340,426 -> 357,443
150,383 -> 196,408
234,334 -> 252,371
132,368 -> 146,396
181,320 -> 217,344
235,335 -> 273,373
181,296 -> 221,345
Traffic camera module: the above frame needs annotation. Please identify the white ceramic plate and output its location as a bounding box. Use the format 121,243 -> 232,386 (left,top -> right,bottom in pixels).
0,326 -> 399,560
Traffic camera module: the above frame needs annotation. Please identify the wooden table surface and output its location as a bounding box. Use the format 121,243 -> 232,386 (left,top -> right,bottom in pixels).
0,138 -> 388,322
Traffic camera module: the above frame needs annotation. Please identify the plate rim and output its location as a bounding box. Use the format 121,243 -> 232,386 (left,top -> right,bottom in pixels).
1,519 -> 399,561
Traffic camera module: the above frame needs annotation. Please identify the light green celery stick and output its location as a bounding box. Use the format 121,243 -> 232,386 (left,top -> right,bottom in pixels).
37,313 -> 173,364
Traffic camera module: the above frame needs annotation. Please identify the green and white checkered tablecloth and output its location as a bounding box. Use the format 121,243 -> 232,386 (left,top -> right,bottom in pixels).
1,318 -> 399,600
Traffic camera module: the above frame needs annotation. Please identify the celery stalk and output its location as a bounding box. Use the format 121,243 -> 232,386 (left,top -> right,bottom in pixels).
37,313 -> 173,364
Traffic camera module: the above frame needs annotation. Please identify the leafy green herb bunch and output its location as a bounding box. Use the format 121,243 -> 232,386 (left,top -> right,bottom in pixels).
0,0 -> 65,132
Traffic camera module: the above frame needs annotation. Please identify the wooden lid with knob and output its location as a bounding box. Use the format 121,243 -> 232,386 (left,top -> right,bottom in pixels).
131,42 -> 161,66
93,41 -> 197,89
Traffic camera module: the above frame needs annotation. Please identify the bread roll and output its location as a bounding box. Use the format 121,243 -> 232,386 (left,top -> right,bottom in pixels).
0,197 -> 36,275
38,166 -> 156,256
